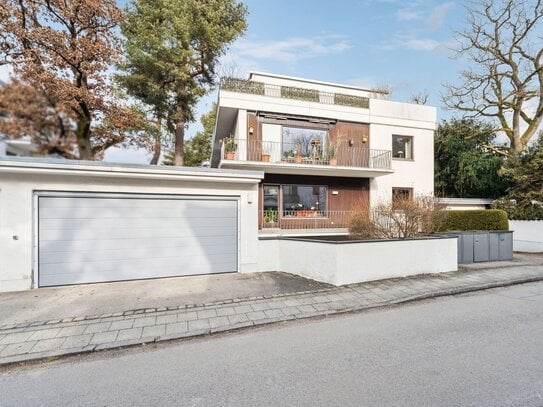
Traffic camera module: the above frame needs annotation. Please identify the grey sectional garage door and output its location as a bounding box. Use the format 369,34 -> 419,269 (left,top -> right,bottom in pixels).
37,194 -> 238,287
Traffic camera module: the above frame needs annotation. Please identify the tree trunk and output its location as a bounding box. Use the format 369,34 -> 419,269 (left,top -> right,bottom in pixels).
150,124 -> 161,165
150,138 -> 161,165
76,116 -> 93,160
174,109 -> 185,166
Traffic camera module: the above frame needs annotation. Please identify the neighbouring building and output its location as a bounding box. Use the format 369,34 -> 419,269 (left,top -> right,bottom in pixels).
211,72 -> 437,233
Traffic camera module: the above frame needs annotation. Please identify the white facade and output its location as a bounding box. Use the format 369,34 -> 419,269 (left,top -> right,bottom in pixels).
212,72 -> 436,205
509,220 -> 543,253
0,158 -> 262,292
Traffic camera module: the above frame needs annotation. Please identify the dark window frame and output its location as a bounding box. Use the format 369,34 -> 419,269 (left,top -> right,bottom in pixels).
392,135 -> 414,160
392,187 -> 414,209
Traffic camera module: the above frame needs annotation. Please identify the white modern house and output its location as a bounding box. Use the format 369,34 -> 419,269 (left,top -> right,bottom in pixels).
0,73 -> 454,293
210,72 -> 437,232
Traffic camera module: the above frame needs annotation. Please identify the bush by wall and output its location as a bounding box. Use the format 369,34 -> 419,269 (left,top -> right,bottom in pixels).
492,197 -> 543,221
438,209 -> 509,231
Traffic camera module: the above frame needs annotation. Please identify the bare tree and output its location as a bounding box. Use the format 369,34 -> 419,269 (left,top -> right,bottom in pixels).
443,0 -> 543,154
411,91 -> 430,105
0,0 -> 146,160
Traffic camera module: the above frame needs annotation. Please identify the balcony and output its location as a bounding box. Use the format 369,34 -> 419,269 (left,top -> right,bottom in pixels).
221,77 -> 370,109
259,210 -> 351,232
219,138 -> 392,177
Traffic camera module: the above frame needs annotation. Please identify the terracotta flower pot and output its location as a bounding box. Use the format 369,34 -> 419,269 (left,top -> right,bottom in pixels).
294,155 -> 302,164
261,154 -> 271,162
329,158 -> 337,166
225,151 -> 235,160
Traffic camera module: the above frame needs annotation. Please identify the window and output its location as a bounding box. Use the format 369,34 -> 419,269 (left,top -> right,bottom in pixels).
282,185 -> 327,216
282,127 -> 327,160
263,185 -> 279,224
392,187 -> 413,209
392,135 -> 413,159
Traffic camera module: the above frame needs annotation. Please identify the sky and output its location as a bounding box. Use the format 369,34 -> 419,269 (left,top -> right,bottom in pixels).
1,0 -> 470,164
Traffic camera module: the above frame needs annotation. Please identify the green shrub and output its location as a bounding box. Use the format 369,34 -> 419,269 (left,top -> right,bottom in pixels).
437,209 -> 509,231
334,93 -> 369,109
492,197 -> 543,220
280,86 -> 319,102
221,77 -> 265,95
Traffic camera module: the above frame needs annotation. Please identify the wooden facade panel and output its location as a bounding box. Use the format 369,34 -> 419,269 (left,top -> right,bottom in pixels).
247,112 -> 261,159
329,122 -> 370,167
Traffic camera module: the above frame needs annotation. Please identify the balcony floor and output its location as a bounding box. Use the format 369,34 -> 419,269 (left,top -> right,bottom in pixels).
219,160 -> 393,178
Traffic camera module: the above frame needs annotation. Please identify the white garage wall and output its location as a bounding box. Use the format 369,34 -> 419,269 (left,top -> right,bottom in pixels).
0,159 -> 263,292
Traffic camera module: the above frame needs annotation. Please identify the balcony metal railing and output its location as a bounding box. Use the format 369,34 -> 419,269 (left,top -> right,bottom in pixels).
221,77 -> 370,109
259,210 -> 352,230
221,138 -> 391,170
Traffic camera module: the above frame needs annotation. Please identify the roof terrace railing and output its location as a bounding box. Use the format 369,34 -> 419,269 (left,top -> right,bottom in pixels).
220,77 -> 370,109
221,138 -> 391,170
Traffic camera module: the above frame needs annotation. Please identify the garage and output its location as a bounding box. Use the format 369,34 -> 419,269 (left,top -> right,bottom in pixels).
37,193 -> 239,287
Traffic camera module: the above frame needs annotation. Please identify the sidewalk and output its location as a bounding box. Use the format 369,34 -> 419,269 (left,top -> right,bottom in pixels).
1,256 -> 543,367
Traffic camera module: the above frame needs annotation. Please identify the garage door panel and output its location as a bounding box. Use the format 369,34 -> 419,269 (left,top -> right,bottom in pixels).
39,224 -> 237,241
38,195 -> 239,287
39,216 -> 237,231
39,236 -> 238,254
40,207 -> 236,220
39,242 -> 237,264
42,264 -> 235,285
40,253 -> 238,275
39,198 -> 235,214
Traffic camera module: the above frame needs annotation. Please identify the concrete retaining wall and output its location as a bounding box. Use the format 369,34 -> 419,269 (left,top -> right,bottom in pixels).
258,236 -> 458,286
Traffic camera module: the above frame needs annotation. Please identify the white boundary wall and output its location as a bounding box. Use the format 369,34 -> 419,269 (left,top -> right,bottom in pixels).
510,220 -> 543,253
258,237 -> 458,286
0,158 -> 263,292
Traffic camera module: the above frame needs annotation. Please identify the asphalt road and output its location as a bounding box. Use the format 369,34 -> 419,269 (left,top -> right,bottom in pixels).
1,281 -> 543,407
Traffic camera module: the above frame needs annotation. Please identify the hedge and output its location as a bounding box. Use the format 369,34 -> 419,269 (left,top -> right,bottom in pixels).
437,209 -> 509,231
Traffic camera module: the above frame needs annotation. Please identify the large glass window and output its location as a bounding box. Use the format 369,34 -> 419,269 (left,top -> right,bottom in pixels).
282,185 -> 327,216
392,135 -> 413,159
282,127 -> 327,161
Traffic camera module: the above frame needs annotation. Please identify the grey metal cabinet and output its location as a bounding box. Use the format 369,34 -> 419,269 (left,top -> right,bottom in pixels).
498,232 -> 513,261
473,233 -> 490,262
442,231 -> 514,264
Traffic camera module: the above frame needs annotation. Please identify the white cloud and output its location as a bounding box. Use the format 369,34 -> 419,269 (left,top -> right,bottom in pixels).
404,38 -> 441,50
379,35 -> 443,51
426,2 -> 454,30
395,9 -> 422,21
232,35 -> 351,63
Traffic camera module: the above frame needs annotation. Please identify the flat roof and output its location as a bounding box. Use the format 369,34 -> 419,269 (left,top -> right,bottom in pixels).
248,71 -> 388,94
437,197 -> 494,205
0,156 -> 264,182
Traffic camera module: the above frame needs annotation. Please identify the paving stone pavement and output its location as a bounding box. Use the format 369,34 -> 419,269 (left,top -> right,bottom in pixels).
1,263 -> 542,366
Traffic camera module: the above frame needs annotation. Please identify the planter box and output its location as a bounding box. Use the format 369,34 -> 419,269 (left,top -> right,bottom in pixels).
440,231 -> 513,263
257,236 -> 458,286
509,220 -> 543,253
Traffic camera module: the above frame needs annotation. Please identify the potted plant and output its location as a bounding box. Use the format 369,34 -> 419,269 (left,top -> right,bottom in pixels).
293,150 -> 302,164
263,208 -> 278,224
261,147 -> 271,162
224,138 -> 237,160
